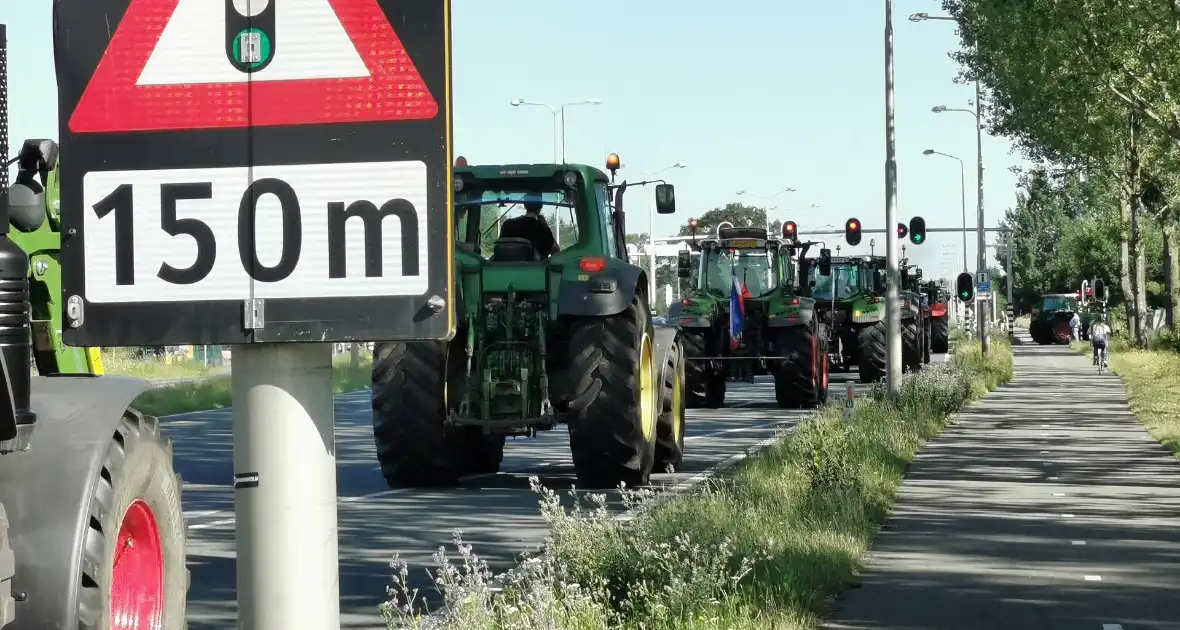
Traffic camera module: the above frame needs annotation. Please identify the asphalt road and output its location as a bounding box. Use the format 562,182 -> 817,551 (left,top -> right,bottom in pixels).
172,360 -> 942,628
825,333 -> 1180,629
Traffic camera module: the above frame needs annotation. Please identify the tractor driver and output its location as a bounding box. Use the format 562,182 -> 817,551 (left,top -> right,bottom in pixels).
500,200 -> 561,258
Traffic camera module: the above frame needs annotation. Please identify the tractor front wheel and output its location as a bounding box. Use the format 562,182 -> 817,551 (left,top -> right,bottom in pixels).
566,296 -> 658,489
654,340 -> 687,473
931,316 -> 949,353
902,318 -> 922,371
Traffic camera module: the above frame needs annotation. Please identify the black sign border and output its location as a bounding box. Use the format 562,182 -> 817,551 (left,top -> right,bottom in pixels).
56,0 -> 455,347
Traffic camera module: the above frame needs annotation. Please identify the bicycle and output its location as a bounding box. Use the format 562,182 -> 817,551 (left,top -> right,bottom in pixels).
1095,345 -> 1107,375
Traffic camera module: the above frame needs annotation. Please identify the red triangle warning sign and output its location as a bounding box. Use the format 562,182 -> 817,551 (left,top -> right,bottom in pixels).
68,0 -> 440,133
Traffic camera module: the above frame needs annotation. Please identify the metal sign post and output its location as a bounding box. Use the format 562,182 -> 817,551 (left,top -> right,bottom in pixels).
844,382 -> 855,423
55,1 -> 454,627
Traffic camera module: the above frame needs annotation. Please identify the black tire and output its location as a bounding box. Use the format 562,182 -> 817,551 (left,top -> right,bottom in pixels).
705,371 -> 726,407
566,296 -> 658,489
89,408 -> 188,630
654,340 -> 686,473
923,319 -> 932,364
857,321 -> 887,383
680,329 -> 711,409
902,318 -> 921,370
372,341 -> 468,486
772,323 -> 823,408
931,316 -> 949,353
464,434 -> 506,476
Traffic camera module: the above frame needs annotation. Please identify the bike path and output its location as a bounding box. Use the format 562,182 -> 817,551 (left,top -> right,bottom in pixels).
825,332 -> 1180,630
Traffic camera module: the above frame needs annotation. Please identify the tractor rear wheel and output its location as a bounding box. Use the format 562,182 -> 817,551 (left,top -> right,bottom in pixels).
772,323 -> 824,408
372,341 -> 476,487
857,321 -> 887,383
654,340 -> 686,473
566,296 -> 658,489
94,409 -> 188,630
931,316 -> 949,353
680,330 -> 712,408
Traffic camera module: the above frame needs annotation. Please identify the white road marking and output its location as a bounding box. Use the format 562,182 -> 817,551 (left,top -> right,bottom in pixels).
1103,624 -> 1124,629
1040,450 -> 1049,454
1053,492 -> 1066,496
1062,514 -> 1075,518
1072,541 -> 1086,545
1049,476 -> 1060,480
1085,575 -> 1102,581
186,398 -> 792,531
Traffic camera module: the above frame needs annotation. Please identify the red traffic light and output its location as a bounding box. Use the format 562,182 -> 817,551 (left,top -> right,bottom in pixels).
844,217 -> 862,246
689,218 -> 699,228
782,221 -> 798,238
897,223 -> 908,238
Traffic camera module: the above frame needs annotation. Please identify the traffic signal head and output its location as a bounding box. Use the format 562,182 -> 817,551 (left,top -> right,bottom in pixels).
819,248 -> 832,276
844,217 -> 862,246
782,220 -> 798,240
897,223 -> 908,238
956,272 -> 974,302
908,216 -> 926,244
1093,278 -> 1106,302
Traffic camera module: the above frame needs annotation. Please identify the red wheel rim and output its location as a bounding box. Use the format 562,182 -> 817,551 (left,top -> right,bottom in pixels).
111,499 -> 164,630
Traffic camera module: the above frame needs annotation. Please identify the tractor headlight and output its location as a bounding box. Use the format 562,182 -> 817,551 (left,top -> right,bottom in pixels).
563,171 -> 578,187
453,176 -> 464,193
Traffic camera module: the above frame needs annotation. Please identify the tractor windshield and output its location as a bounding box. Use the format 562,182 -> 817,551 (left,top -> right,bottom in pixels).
809,263 -> 862,300
701,248 -> 778,297
1042,295 -> 1078,312
454,186 -> 579,256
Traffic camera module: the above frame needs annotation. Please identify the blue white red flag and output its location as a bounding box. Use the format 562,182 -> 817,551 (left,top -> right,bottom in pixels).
730,275 -> 746,350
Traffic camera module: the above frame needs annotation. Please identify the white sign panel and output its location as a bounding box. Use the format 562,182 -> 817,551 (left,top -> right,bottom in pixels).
83,161 -> 429,303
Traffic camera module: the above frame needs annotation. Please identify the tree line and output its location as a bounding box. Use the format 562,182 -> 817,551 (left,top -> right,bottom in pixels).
942,0 -> 1180,346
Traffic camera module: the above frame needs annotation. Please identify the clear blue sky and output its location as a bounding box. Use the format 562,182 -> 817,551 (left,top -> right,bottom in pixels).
2,0 -> 1027,279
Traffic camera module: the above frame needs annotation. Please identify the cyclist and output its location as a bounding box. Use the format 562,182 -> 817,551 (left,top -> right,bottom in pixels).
1090,316 -> 1111,367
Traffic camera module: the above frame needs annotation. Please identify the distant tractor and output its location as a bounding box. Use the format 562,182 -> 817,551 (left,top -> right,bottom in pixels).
667,222 -> 828,409
372,155 -> 689,489
1030,293 -> 1081,344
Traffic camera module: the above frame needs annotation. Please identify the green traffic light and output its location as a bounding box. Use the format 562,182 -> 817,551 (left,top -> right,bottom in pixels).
914,234 -> 923,243
960,291 -> 969,298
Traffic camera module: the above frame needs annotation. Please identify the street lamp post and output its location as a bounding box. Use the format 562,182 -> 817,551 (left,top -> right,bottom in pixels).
911,11 -> 989,356
640,163 -> 688,307
922,149 -> 969,272
509,98 -> 604,248
509,98 -> 604,163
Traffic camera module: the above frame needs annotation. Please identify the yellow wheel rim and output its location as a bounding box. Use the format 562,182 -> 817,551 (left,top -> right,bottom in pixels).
639,333 -> 656,443
670,353 -> 683,444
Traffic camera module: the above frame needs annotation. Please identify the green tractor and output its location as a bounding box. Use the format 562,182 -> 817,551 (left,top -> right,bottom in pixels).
666,223 -> 827,409
922,280 -> 951,353
799,253 -> 927,382
371,154 -> 689,489
0,137 -> 189,624
1029,292 -> 1081,344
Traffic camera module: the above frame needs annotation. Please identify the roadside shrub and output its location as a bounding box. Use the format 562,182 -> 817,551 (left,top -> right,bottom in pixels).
384,337 -> 1013,630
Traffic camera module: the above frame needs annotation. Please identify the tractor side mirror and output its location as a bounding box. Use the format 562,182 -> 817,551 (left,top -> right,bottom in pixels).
677,250 -> 692,278
18,138 -> 59,172
819,249 -> 831,276
655,184 -> 676,214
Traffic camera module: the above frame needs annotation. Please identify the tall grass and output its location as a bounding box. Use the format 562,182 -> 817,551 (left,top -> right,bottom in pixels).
130,354 -> 373,416
383,337 -> 1014,630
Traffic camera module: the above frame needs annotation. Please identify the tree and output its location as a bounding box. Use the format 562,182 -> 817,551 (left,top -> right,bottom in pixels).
677,202 -> 772,237
939,0 -> 1180,345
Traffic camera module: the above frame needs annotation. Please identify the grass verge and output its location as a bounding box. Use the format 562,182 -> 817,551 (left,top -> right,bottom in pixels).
129,355 -> 372,417
383,337 -> 1014,630
1069,339 -> 1180,458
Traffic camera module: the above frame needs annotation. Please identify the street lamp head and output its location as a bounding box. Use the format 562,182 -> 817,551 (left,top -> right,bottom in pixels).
909,12 -> 928,22
586,98 -> 604,105
931,105 -> 948,113
672,162 -> 688,168
510,98 -> 523,106
922,149 -> 935,155
736,190 -> 747,195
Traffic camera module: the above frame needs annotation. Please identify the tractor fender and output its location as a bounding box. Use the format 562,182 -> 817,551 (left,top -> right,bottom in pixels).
557,265 -> 644,318
768,309 -> 815,327
0,375 -> 148,628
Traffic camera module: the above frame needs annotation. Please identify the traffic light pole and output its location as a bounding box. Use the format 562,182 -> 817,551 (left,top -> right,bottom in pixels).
974,80 -> 988,357
883,0 -> 903,394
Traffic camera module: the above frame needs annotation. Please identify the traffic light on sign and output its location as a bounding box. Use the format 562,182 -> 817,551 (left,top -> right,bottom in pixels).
844,218 -> 862,246
956,272 -> 974,302
909,216 -> 926,244
897,223 -> 908,238
782,221 -> 798,241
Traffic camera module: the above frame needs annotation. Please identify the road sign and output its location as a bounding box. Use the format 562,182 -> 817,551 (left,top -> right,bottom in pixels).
977,283 -> 990,294
56,0 -> 453,346
976,271 -> 989,285
68,0 -> 440,133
